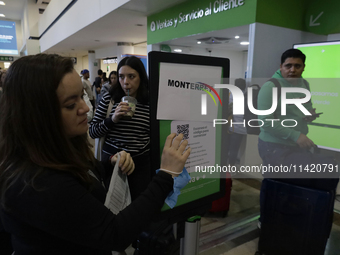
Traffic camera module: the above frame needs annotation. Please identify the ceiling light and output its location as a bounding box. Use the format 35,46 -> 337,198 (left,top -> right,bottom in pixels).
235,35 -> 240,39
174,49 -> 182,52
197,41 -> 201,44
240,41 -> 249,45
0,2 -> 5,6
0,14 -> 5,17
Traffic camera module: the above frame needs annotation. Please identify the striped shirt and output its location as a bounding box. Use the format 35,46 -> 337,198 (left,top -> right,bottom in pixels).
89,93 -> 150,157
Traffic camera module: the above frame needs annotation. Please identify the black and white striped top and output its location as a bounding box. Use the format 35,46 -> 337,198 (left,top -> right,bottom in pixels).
89,93 -> 150,157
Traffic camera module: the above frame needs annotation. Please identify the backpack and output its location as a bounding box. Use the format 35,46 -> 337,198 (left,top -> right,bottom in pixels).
268,78 -> 311,118
244,84 -> 261,135
247,78 -> 311,134
268,78 -> 310,103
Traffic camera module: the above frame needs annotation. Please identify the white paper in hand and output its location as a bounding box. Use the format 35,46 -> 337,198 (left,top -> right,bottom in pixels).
104,153 -> 131,214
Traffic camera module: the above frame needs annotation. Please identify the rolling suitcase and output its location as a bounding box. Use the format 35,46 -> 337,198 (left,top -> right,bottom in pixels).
256,179 -> 335,255
209,175 -> 232,217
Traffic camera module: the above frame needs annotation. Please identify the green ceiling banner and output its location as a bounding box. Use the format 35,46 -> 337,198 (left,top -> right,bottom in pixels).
304,0 -> 340,35
147,0 -> 340,45
147,0 -> 257,44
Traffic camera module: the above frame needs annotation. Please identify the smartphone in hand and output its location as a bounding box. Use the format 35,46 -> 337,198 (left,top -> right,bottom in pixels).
311,112 -> 323,117
304,112 -> 323,122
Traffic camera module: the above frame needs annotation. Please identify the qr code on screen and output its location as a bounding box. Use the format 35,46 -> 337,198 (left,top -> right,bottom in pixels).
177,124 -> 189,140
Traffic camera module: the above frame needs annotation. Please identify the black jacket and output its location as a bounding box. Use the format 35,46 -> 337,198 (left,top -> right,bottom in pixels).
0,165 -> 173,254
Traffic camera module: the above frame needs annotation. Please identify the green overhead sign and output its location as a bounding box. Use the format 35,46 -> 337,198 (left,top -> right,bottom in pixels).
147,0 -> 340,45
147,0 -> 257,44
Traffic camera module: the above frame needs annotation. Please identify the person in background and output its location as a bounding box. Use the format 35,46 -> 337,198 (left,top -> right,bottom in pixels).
102,72 -> 107,81
93,69 -> 103,107
0,54 -> 190,254
258,48 -> 338,189
83,89 -> 94,122
257,49 -> 339,233
89,56 -> 151,201
98,72 -> 109,103
81,69 -> 95,110
101,71 -> 117,96
109,70 -> 118,86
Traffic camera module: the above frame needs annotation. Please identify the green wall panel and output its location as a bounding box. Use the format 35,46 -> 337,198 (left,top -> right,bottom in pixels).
255,0 -> 309,31
304,0 -> 340,35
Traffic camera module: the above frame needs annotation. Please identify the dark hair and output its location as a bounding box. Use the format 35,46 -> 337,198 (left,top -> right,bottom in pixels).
101,72 -> 108,82
108,71 -> 117,85
102,77 -> 108,83
281,49 -> 306,64
97,69 -> 103,75
234,78 -> 246,91
109,56 -> 149,104
0,54 -> 95,200
0,70 -> 5,88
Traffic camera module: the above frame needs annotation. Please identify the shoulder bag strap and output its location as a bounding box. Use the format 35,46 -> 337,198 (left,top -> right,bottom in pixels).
95,99 -> 115,160
268,78 -> 281,119
106,99 -> 114,118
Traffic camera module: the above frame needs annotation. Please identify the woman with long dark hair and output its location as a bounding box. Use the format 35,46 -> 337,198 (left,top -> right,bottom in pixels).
89,56 -> 151,200
100,70 -> 117,96
0,54 -> 190,254
109,70 -> 117,85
